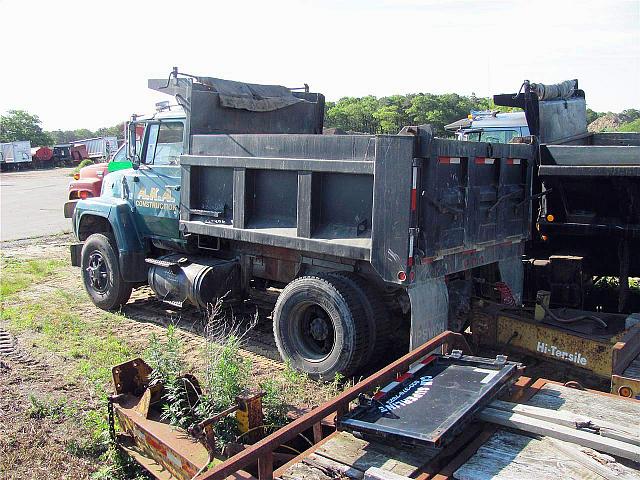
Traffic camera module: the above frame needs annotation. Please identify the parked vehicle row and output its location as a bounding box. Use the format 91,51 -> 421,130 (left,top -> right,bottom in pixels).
0,136 -> 119,171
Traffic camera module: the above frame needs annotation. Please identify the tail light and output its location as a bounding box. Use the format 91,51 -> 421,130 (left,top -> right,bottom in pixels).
73,173 -> 80,180
79,191 -> 91,200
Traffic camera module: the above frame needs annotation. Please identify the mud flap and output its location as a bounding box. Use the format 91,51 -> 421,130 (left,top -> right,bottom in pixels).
70,243 -> 83,267
498,257 -> 524,304
408,276 -> 448,350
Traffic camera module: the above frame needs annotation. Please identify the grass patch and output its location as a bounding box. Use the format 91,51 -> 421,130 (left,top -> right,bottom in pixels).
1,257 -> 147,478
0,257 -> 67,299
2,290 -> 132,390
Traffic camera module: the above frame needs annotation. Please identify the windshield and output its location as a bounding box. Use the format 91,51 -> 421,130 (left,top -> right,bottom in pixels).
110,145 -> 126,162
466,129 -> 519,143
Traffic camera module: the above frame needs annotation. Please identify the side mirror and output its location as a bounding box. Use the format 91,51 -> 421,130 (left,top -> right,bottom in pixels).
127,121 -> 140,169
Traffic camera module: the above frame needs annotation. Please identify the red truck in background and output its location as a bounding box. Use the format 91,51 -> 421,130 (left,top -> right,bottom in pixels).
30,146 -> 53,168
68,144 -> 126,199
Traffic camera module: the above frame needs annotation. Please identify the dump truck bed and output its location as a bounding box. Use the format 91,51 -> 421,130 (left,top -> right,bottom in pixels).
537,131 -> 640,277
180,130 -> 534,285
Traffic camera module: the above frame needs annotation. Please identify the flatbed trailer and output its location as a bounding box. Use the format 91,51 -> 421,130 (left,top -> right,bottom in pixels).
277,380 -> 640,480
109,331 -> 640,480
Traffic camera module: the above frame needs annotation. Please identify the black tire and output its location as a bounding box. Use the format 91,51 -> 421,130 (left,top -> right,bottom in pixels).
273,274 -> 369,379
81,233 -> 132,310
326,272 -> 392,366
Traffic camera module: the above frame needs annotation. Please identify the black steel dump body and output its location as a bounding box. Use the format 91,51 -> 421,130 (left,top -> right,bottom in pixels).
180,131 -> 534,286
538,132 -> 640,276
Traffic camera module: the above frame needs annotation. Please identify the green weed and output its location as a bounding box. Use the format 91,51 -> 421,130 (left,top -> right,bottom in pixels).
26,394 -> 73,420
70,159 -> 95,176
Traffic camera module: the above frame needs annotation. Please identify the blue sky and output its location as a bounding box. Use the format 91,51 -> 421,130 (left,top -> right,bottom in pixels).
1,0 -> 638,130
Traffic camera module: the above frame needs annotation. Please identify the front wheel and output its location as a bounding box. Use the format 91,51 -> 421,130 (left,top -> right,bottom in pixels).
81,233 -> 132,310
273,274 -> 369,379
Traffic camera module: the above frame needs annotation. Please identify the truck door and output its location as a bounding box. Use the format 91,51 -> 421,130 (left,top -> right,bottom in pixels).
133,120 -> 184,240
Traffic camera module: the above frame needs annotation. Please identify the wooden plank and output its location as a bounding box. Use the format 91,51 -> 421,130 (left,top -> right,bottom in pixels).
278,460 -> 336,480
549,438 -> 639,480
278,452 -> 365,480
274,432 -> 340,479
315,431 -> 439,478
364,466 -> 411,480
478,407 -> 640,462
489,399 -> 640,446
453,430 -> 611,480
526,383 -> 640,430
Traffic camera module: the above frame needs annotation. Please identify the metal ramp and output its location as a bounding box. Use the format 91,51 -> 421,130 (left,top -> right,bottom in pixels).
339,352 -> 521,447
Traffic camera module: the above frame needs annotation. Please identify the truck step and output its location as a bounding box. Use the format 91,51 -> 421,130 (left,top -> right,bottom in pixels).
145,257 -> 188,272
161,299 -> 185,308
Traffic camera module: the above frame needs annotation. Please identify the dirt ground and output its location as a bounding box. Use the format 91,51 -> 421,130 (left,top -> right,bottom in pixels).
0,234 -> 338,479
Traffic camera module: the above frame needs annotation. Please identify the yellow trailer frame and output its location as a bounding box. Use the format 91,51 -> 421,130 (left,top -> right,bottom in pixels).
470,300 -> 640,393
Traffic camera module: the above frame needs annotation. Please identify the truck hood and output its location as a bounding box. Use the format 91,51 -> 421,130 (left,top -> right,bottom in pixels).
79,162 -> 108,179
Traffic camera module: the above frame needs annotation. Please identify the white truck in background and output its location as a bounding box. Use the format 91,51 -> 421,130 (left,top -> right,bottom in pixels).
445,110 -> 529,143
0,141 -> 32,170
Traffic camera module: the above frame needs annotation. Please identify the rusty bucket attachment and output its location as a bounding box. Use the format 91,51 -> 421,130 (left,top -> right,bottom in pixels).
109,358 -> 266,480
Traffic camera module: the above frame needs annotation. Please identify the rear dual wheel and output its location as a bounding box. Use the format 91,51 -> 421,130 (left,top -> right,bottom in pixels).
273,273 -> 390,378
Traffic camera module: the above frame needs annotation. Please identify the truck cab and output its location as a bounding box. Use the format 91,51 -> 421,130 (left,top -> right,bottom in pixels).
446,111 -> 529,143
70,104 -> 186,277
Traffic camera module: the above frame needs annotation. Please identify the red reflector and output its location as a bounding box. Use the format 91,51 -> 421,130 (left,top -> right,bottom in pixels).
397,271 -> 407,282
438,156 -> 461,164
410,189 -> 417,211
475,157 -> 495,165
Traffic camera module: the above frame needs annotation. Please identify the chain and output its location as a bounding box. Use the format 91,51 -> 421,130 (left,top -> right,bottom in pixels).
107,397 -> 116,442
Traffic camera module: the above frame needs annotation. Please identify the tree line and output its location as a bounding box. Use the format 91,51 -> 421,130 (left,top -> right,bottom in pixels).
323,94 -> 640,136
1,100 -> 638,147
323,93 -> 508,136
0,110 -> 124,147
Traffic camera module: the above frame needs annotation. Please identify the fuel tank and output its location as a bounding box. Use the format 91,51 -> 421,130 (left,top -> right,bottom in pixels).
147,254 -> 240,308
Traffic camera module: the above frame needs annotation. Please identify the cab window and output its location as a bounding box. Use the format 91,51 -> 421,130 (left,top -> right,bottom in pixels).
144,122 -> 184,165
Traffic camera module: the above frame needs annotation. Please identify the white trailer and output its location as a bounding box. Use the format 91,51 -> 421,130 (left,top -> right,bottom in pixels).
0,141 -> 32,169
73,136 -> 118,159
